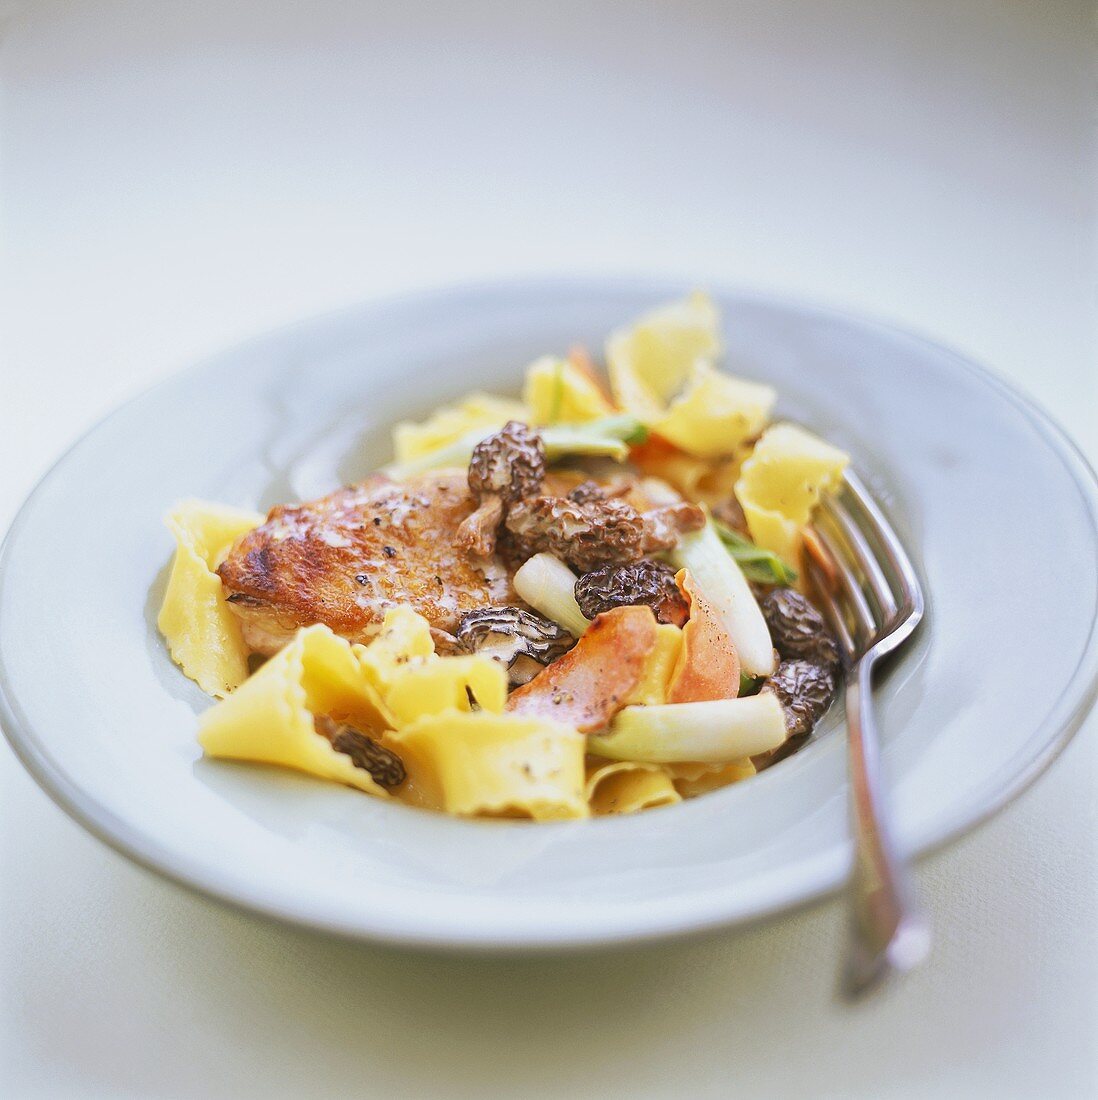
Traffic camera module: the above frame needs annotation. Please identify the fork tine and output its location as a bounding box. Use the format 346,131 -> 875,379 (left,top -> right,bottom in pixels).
807,559 -> 856,665
842,471 -> 923,618
820,494 -> 899,621
812,522 -> 878,648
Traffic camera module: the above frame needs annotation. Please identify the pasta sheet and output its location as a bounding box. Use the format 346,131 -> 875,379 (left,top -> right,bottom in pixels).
735,423 -> 850,565
384,656 -> 508,724
523,355 -> 616,424
193,604 -> 588,817
664,759 -> 756,798
585,760 -> 681,815
158,500 -> 264,697
198,624 -> 393,797
584,756 -> 755,814
389,711 -> 589,820
606,293 -> 775,457
623,623 -> 682,706
353,605 -> 436,696
352,605 -> 507,723
391,393 -> 526,462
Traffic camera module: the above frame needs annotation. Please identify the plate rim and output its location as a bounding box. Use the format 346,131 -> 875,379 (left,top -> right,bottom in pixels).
2,274 -> 1097,950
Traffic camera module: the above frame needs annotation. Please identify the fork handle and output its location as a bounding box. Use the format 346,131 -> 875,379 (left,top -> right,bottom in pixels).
841,654 -> 930,998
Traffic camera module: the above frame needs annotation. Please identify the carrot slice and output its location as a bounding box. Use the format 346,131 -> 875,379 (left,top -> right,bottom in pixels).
803,524 -> 838,591
628,433 -> 680,469
666,569 -> 740,703
506,605 -> 658,732
566,346 -> 616,407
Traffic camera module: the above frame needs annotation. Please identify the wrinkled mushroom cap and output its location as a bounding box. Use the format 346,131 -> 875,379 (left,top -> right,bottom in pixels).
456,605 -> 574,686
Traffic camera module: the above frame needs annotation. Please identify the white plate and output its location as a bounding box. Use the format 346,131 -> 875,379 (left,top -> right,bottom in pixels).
2,279 -> 1096,950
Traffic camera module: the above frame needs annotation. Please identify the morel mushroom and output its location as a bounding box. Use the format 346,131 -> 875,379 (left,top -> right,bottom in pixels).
759,587 -> 840,668
761,659 -> 836,738
505,493 -> 703,574
574,559 -> 689,626
567,479 -> 610,505
505,494 -> 645,572
314,715 -> 406,789
457,421 -> 546,556
456,605 -> 574,686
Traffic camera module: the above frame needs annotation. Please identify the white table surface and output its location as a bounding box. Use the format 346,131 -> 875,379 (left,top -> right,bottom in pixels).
2,3 -> 1095,1096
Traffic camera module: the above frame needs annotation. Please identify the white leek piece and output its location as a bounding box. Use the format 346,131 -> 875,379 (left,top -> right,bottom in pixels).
513,553 -> 590,638
588,694 -> 786,763
671,515 -> 775,677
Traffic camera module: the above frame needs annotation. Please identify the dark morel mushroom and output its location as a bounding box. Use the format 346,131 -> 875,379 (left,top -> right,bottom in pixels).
760,587 -> 839,668
456,605 -> 574,686
567,479 -> 609,505
457,421 -> 546,556
762,659 -> 836,738
315,716 -> 406,789
505,494 -> 704,574
505,494 -> 646,572
468,420 -> 545,504
574,559 -> 689,626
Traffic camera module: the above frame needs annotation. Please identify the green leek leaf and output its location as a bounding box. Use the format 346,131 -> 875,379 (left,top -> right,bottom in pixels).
713,520 -> 798,586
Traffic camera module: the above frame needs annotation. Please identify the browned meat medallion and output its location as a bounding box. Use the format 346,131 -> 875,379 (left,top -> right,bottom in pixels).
218,472 -> 515,654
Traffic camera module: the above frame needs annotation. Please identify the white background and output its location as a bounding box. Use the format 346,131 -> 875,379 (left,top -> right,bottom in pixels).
2,2 -> 1095,1096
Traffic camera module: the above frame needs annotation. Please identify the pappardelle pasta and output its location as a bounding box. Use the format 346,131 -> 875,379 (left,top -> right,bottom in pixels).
159,293 -> 850,821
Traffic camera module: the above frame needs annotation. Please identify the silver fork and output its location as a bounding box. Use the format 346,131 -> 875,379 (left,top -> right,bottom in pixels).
805,470 -> 929,1000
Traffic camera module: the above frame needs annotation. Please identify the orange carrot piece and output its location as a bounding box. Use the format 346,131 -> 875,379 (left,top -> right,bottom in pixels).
566,346 -> 616,407
505,605 -> 658,732
803,525 -> 838,591
666,569 -> 740,703
628,433 -> 680,469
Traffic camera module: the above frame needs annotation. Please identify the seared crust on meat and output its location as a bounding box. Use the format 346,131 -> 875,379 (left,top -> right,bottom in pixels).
218,472 -> 515,654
